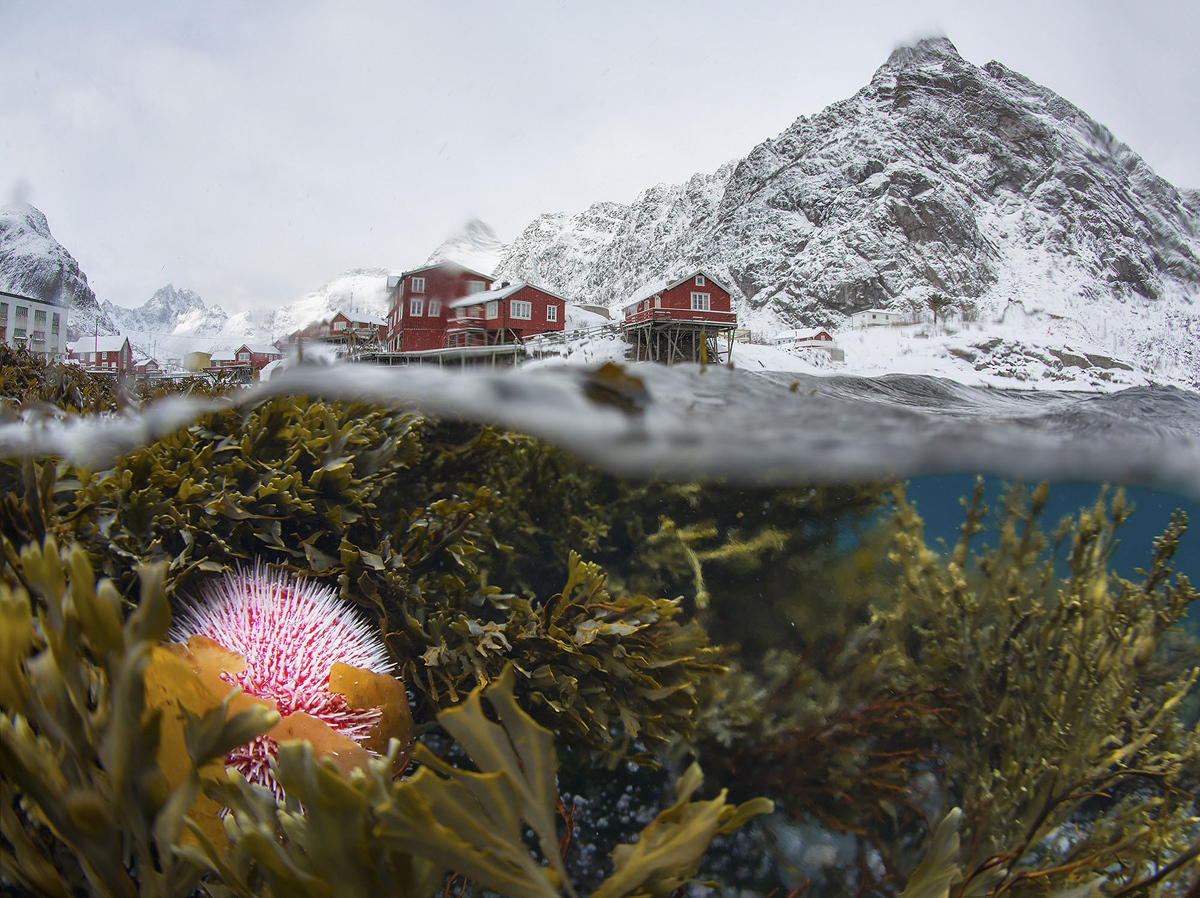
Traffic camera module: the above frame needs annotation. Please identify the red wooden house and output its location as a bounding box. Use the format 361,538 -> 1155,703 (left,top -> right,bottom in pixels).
328,311 -> 387,345
387,262 -> 493,352
791,329 -> 834,347
445,282 -> 567,348
621,271 -> 736,328
69,335 -> 134,374
233,343 -> 283,370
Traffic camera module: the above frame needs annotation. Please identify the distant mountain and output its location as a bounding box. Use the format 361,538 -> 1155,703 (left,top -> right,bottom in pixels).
104,284 -> 228,337
259,268 -> 394,341
494,37 -> 1200,386
425,219 -> 504,275
0,203 -> 114,339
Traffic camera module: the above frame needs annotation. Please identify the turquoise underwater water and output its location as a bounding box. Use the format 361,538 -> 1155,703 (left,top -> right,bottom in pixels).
903,475 -> 1200,633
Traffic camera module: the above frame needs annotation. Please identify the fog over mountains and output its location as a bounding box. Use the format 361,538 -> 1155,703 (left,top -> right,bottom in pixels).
2,38 -> 1197,386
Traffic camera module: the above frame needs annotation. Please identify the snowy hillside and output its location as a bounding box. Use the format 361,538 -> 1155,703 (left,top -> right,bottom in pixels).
258,268 -> 394,341
425,219 -> 505,275
494,37 -> 1200,388
0,203 -> 113,339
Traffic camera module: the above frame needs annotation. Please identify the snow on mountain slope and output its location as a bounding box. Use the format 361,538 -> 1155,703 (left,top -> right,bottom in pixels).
494,37 -> 1200,388
259,268 -> 394,340
0,203 -> 114,339
425,219 -> 505,275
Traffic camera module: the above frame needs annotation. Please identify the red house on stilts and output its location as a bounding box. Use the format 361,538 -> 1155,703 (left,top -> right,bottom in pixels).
621,271 -> 737,364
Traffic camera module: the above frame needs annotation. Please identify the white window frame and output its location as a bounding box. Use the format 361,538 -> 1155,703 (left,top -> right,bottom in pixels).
410,297 -> 424,316
468,280 -> 487,294
695,275 -> 706,286
654,297 -> 661,308
545,304 -> 557,322
485,300 -> 499,320
428,299 -> 442,317
411,276 -> 426,293
690,292 -> 710,311
510,300 -> 532,320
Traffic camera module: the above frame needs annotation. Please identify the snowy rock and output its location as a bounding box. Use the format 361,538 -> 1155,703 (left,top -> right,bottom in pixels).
494,37 -> 1200,387
425,219 -> 505,275
0,203 -> 113,339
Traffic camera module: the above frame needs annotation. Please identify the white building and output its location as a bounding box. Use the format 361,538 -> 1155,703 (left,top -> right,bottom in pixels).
1,289 -> 70,360
850,308 -> 908,328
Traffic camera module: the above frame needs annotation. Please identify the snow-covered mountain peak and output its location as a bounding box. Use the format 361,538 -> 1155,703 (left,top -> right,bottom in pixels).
494,37 -> 1200,387
0,203 -> 109,338
425,219 -> 504,275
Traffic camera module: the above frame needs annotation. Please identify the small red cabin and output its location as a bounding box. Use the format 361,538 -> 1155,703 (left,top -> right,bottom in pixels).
445,282 -> 567,348
232,343 -> 283,370
328,311 -> 387,344
387,262 -> 494,352
792,329 -> 833,346
69,335 -> 134,374
622,271 -> 736,328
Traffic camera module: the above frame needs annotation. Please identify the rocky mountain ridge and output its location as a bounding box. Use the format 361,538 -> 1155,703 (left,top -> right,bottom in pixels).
0,203 -> 114,340
493,37 -> 1200,385
103,284 -> 228,338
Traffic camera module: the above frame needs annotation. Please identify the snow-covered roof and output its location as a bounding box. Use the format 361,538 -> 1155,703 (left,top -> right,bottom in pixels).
447,281 -> 569,309
853,308 -> 905,317
69,335 -> 129,353
209,351 -> 237,363
622,270 -> 732,311
400,260 -> 494,282
792,329 -> 833,341
236,343 -> 282,355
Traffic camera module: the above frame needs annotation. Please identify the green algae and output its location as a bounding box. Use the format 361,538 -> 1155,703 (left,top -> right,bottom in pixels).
1,347 -> 1198,897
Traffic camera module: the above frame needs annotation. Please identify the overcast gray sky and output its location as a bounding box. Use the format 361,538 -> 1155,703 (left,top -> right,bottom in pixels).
3,0 -> 1197,314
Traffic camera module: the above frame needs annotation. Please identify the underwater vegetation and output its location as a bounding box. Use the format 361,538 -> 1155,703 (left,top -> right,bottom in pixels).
1,347 -> 1198,896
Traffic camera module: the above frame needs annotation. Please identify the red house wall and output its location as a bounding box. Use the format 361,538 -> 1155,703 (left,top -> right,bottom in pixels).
492,285 -> 566,337
388,264 -> 493,351
660,274 -> 732,314
623,273 -> 736,327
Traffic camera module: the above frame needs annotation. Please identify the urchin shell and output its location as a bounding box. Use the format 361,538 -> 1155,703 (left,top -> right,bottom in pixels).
172,564 -> 395,791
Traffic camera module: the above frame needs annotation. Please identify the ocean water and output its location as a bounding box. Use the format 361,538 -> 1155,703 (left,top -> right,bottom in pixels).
3,361 -> 1198,896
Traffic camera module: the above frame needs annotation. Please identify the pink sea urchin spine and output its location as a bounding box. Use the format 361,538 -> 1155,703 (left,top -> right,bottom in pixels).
172,564 -> 395,794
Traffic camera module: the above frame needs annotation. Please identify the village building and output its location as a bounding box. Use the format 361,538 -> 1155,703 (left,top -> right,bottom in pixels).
1,289 -> 70,360
445,282 -> 567,348
232,343 -> 283,370
327,311 -> 387,346
133,356 -> 162,379
621,271 -> 737,364
68,335 -> 134,374
205,350 -> 239,371
386,262 -> 493,352
850,308 -> 907,328
787,328 -> 845,362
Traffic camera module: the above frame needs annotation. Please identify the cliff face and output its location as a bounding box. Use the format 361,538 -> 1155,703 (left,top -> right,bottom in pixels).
0,204 -> 113,339
494,38 -> 1200,380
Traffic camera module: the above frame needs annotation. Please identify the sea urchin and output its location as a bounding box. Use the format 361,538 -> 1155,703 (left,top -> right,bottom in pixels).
170,564 -> 407,796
